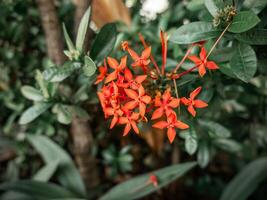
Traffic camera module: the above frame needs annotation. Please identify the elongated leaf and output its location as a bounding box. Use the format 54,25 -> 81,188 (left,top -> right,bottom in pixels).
0,180 -> 76,199
176,75 -> 197,87
76,7 -> 91,51
230,43 -> 257,82
204,0 -> 223,17
220,157 -> 267,200
197,142 -> 210,168
185,135 -> 198,155
228,11 -> 260,33
27,135 -> 86,197
83,56 -> 96,77
43,62 -> 81,82
170,21 -> 221,44
235,29 -> 267,45
21,86 -> 43,101
63,23 -> 75,52
214,138 -> 242,153
19,103 -> 52,125
100,162 -> 196,200
90,23 -> 117,62
243,0 -> 267,14
33,161 -> 59,182
198,119 -> 231,138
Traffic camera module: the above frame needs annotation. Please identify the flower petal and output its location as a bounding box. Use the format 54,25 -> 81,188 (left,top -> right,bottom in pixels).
167,127 -> 176,143
188,105 -> 196,117
152,121 -> 168,129
206,61 -> 219,70
124,100 -> 138,110
119,55 -> 127,70
190,87 -> 202,100
131,121 -> 139,134
180,97 -> 190,105
128,48 -> 139,61
141,46 -> 151,59
200,47 -> 207,61
194,100 -> 208,108
107,57 -> 119,69
141,95 -> 151,104
174,120 -> 189,129
124,68 -> 133,80
110,116 -> 118,129
162,89 -> 171,102
138,85 -> 145,96
131,112 -> 139,120
135,75 -> 147,83
188,55 -> 201,64
168,98 -> 180,108
105,71 -> 117,83
139,102 -> 146,117
198,64 -> 206,77
123,123 -> 131,136
119,117 -> 128,124
124,88 -> 138,99
151,107 -> 164,120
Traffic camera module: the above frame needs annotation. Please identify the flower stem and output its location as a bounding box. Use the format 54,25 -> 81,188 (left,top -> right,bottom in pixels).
173,45 -> 193,73
173,79 -> 181,115
138,33 -> 161,75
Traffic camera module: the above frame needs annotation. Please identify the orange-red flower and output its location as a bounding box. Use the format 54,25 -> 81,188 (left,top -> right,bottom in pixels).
181,87 -> 208,117
151,89 -> 180,120
152,113 -> 189,143
124,85 -> 151,117
105,56 -> 127,83
95,59 -> 108,84
188,47 -> 219,77
119,111 -> 139,136
124,68 -> 147,90
127,46 -> 151,72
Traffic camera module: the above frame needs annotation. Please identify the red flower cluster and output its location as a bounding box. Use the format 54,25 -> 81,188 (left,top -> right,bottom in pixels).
95,31 -> 219,143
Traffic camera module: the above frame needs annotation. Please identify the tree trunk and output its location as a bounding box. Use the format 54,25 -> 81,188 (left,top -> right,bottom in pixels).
36,0 -> 65,65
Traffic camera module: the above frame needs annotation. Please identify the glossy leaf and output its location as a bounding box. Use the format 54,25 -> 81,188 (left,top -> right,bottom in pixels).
90,23 -> 117,62
27,135 -> 86,197
243,0 -> 267,14
0,180 -> 76,199
235,29 -> 267,45
19,103 -> 52,125
76,7 -> 91,51
100,162 -> 197,200
228,11 -> 260,33
33,161 -> 59,182
197,142 -> 210,168
83,56 -> 96,77
170,21 -> 221,44
198,119 -> 231,138
185,134 -> 198,155
220,157 -> 267,200
204,0 -> 223,17
63,23 -> 75,52
230,43 -> 257,82
43,62 -> 81,82
21,86 -> 43,101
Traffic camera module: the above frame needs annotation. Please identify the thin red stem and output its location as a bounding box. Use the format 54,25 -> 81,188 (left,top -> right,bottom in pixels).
176,64 -> 199,78
173,45 -> 193,73
138,33 -> 161,75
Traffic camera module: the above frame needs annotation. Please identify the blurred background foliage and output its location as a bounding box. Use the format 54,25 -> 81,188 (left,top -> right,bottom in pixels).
0,0 -> 267,199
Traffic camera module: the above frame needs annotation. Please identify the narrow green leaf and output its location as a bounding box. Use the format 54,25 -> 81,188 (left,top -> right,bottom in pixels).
198,119 -> 231,138
76,7 -> 91,51
169,21 -> 221,44
214,138 -> 242,153
230,43 -> 257,82
197,142 -> 210,168
21,86 -> 43,101
176,75 -> 197,87
235,29 -> 267,45
100,162 -> 197,200
228,11 -> 260,33
63,23 -> 75,52
43,62 -> 81,82
220,157 -> 267,200
90,23 -> 117,62
33,161 -> 59,182
27,135 -> 86,197
0,180 -> 76,199
83,56 -> 96,77
185,135 -> 198,155
19,103 -> 52,125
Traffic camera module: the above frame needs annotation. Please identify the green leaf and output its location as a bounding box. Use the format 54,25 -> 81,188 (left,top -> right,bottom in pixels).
186,0 -> 205,12
198,119 -> 231,138
63,23 -> 75,52
176,75 -> 197,87
83,56 -> 96,77
21,86 -> 43,101
214,138 -> 242,153
27,135 -> 86,197
76,7 -> 91,51
90,23 -> 117,62
100,162 -> 197,200
185,135 -> 198,155
235,29 -> 267,45
197,142 -> 210,168
204,0 -> 223,17
243,0 -> 267,14
230,43 -> 257,82
33,160 -> 59,182
228,11 -> 260,33
43,62 -> 81,82
169,22 -> 221,44
220,157 -> 267,200
0,180 -> 76,199
19,103 -> 52,125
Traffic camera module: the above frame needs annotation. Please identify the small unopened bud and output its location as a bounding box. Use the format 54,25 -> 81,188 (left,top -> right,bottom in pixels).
121,41 -> 129,51
149,69 -> 159,80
